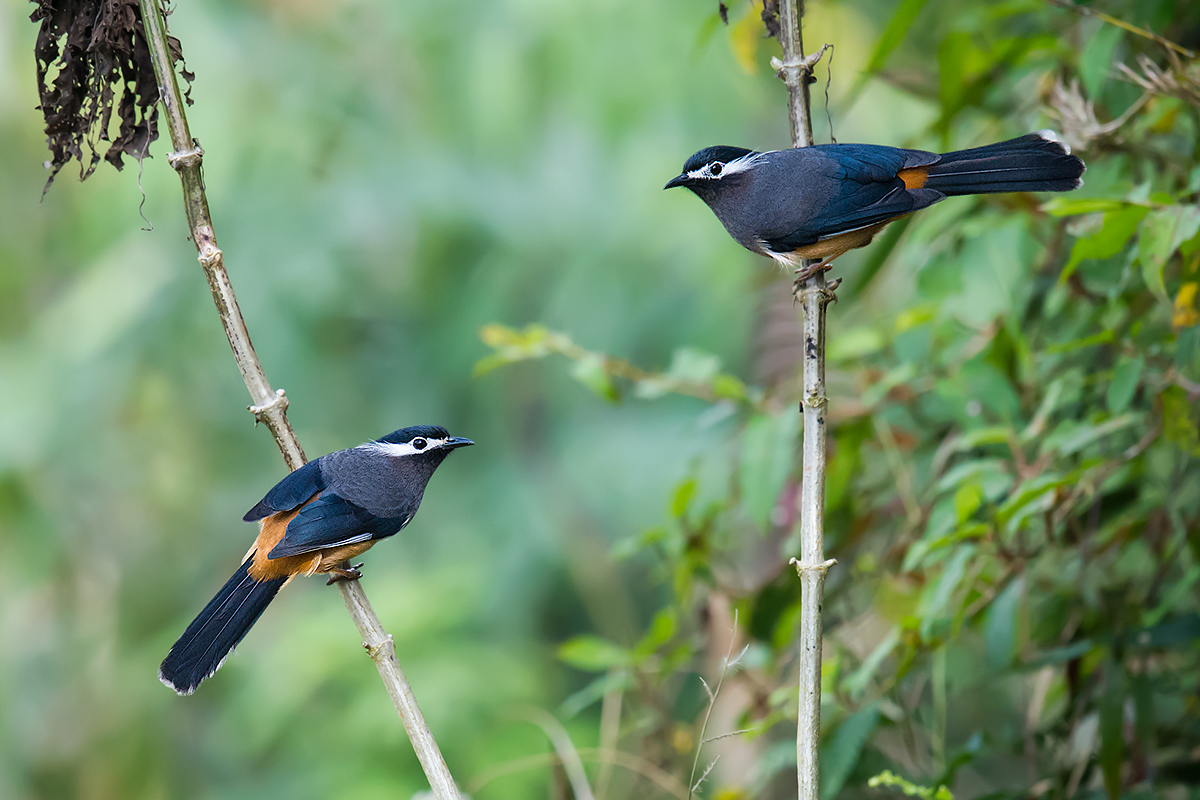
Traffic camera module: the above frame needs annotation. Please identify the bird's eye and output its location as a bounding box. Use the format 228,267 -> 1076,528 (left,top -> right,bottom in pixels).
411,437 -> 428,450
709,162 -> 724,176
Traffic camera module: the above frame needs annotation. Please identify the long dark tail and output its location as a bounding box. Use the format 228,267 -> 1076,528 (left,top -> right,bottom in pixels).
926,131 -> 1085,195
159,559 -> 286,695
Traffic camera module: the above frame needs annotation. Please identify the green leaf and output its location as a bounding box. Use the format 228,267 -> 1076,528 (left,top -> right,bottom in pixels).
1079,22 -> 1122,99
670,477 -> 696,519
937,33 -> 987,116
953,483 -> 983,522
983,576 -> 1024,668
557,635 -> 631,671
1099,662 -> 1124,800
611,526 -> 669,560
664,347 -> 721,384
996,471 -> 1079,526
1145,565 -> 1200,626
844,0 -> 928,105
1027,640 -> 1094,667
1060,206 -> 1149,283
955,426 -> 1013,450
740,411 -> 800,530
1162,384 -> 1200,455
1044,414 -> 1138,456
867,770 -> 954,800
1043,328 -> 1114,355
1107,356 -> 1145,414
633,607 -> 677,660
843,627 -> 899,698
862,362 -> 917,407
820,704 -> 881,800
474,323 -> 555,376
560,670 -> 632,718
1139,206 -> 1200,301
1041,197 -> 1134,217
711,373 -> 747,401
828,326 -> 886,364
936,458 -> 1012,498
864,0 -> 927,75
919,546 -> 974,640
569,352 -> 617,401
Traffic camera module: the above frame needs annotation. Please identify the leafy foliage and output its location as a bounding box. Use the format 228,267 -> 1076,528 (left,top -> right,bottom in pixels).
4,0 -> 1200,798
500,0 -> 1200,797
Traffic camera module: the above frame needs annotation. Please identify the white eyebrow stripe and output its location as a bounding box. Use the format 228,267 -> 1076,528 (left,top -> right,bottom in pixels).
685,151 -> 766,181
364,438 -> 448,457
721,151 -> 766,175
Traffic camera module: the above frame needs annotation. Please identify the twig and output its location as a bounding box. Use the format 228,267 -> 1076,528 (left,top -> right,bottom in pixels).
597,678 -> 624,800
688,611 -> 744,800
136,2 -> 460,797
1044,0 -> 1195,59
773,3 -> 835,799
521,708 -> 598,800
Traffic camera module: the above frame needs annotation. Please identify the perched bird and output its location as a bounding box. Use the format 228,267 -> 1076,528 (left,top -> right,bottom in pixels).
665,131 -> 1085,281
159,425 -> 473,695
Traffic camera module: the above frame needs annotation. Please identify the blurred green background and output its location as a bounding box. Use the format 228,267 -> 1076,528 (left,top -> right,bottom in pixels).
2,0 -> 1199,798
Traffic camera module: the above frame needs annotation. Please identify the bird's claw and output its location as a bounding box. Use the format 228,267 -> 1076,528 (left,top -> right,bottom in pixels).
326,563 -> 365,585
792,260 -> 834,285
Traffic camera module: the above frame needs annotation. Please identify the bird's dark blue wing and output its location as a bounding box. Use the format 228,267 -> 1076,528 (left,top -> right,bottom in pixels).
761,145 -> 944,252
243,459 -> 327,522
267,491 -> 408,558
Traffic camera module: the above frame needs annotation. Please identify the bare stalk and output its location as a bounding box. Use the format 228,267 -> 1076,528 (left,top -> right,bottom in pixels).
772,3 -> 836,799
137,2 -> 459,797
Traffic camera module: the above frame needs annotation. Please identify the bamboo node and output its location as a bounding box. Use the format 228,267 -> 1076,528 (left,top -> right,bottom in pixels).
794,278 -> 840,306
197,245 -> 222,268
167,140 -> 204,170
802,392 -> 828,411
789,557 -> 838,577
770,43 -> 831,84
364,634 -> 396,660
248,388 -> 288,421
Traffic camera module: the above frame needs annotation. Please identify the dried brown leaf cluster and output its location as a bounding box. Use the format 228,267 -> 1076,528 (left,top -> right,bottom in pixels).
29,0 -> 191,193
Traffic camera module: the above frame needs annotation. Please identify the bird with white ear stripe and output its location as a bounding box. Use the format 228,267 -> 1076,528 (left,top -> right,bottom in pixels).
158,424 -> 473,696
666,131 -> 1085,282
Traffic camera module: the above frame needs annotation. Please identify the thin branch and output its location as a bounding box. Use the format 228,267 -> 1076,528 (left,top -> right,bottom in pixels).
521,708 -> 598,800
136,2 -> 460,797
596,679 -> 624,800
773,4 -> 834,800
702,728 -> 755,744
691,757 -> 720,796
1044,0 -> 1195,59
688,610 -> 742,800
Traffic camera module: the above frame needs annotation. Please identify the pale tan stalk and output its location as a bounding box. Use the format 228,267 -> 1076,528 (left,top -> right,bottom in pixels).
772,2 -> 836,797
137,2 -> 460,796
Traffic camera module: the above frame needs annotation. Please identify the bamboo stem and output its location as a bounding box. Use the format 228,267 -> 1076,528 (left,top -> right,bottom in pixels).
137,2 -> 459,797
772,3 -> 835,798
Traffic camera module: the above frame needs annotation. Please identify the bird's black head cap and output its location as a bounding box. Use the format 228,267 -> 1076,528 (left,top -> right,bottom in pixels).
377,425 -> 450,445
683,146 -> 755,174
665,146 -> 757,191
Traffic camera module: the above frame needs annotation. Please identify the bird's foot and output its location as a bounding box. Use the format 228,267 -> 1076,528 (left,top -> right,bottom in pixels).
792,259 -> 834,286
326,563 -> 365,585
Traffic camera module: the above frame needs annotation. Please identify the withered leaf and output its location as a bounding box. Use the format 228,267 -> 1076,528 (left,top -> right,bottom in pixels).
29,0 -> 192,194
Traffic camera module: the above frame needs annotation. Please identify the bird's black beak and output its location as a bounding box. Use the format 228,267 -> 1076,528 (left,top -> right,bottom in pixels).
664,174 -> 689,190
443,436 -> 475,450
